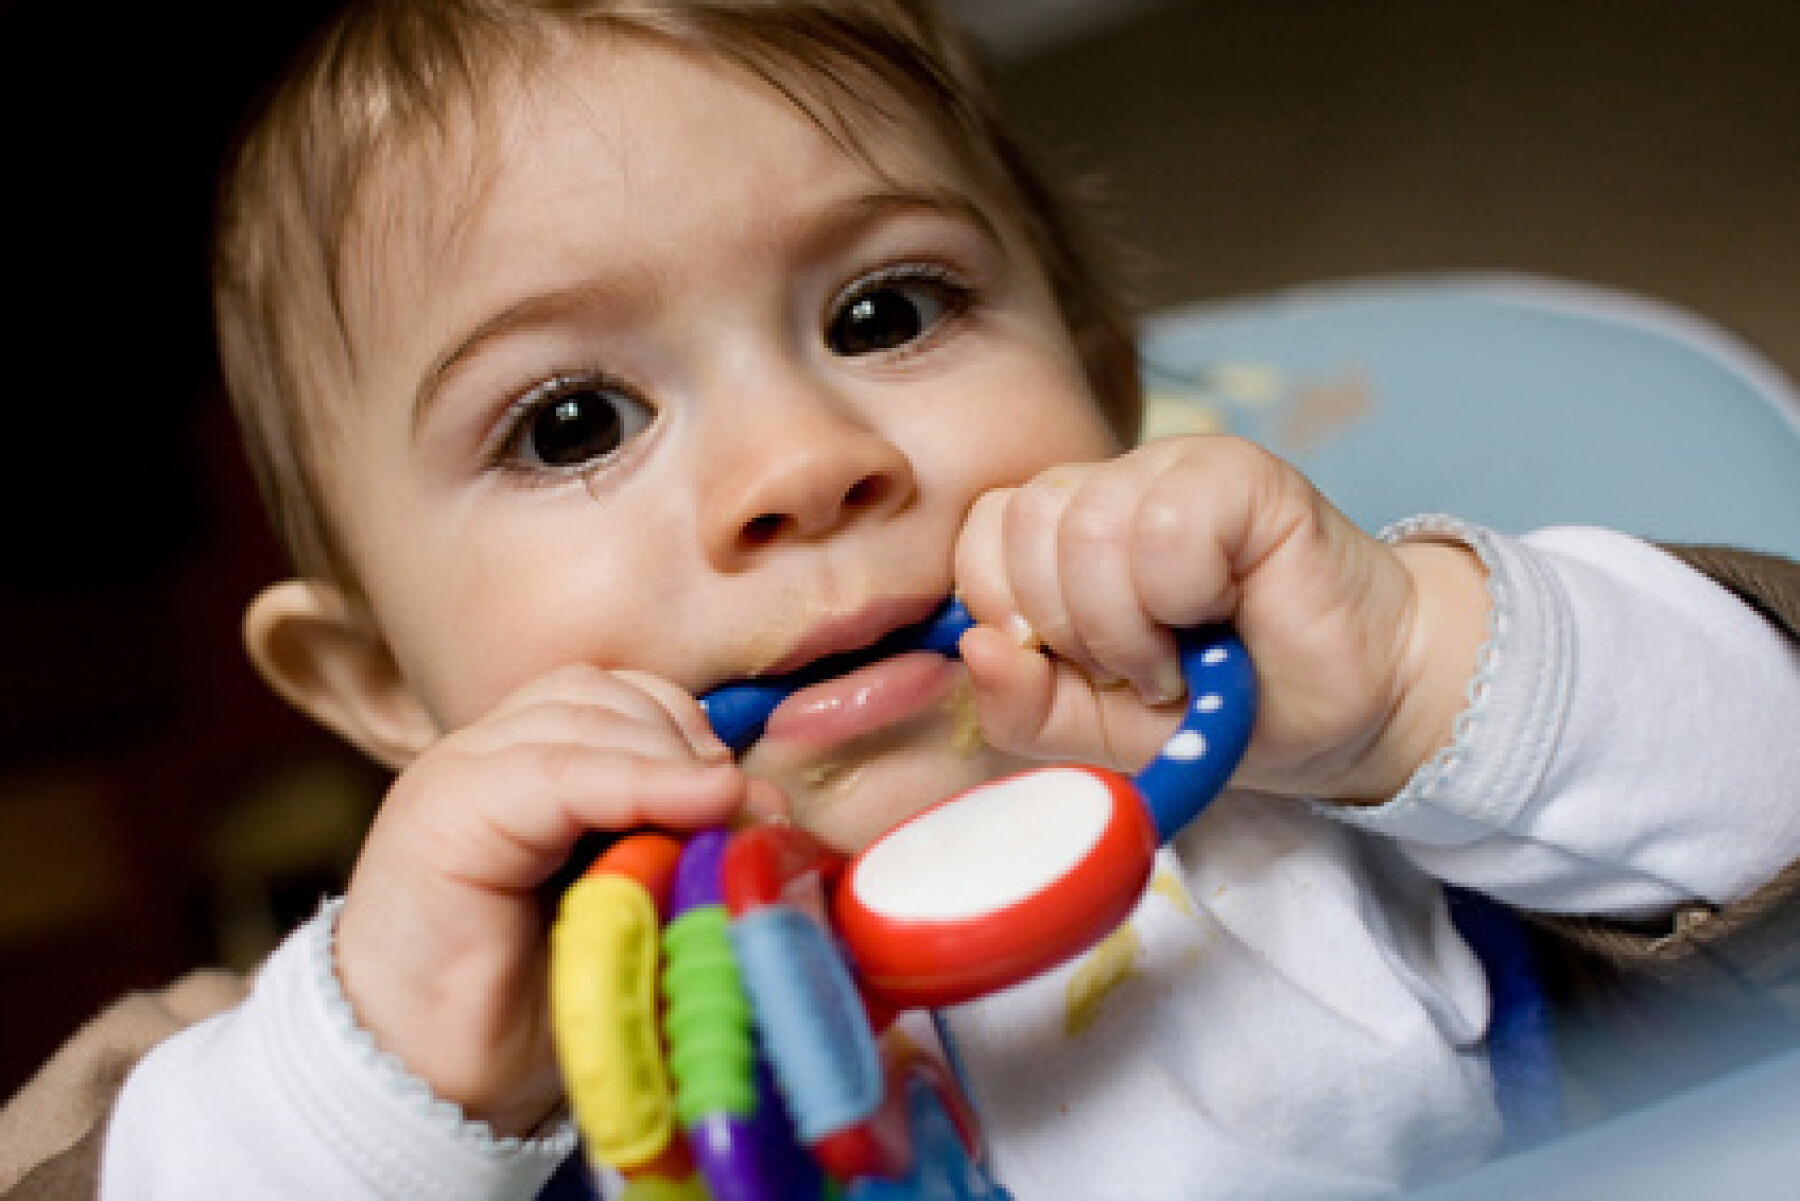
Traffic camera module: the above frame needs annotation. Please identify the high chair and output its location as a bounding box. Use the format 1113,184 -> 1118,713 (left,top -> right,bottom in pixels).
1139,272 -> 1800,559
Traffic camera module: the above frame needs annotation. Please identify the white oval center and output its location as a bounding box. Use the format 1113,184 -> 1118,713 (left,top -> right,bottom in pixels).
851,767 -> 1113,921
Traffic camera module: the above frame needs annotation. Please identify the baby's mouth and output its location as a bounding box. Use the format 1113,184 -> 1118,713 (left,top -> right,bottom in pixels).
756,677 -> 989,850
700,596 -> 970,753
763,594 -> 958,679
788,675 -> 983,808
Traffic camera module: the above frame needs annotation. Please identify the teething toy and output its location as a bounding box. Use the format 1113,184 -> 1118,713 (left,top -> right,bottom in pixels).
552,598 -> 1255,1198
704,597 -> 1255,1008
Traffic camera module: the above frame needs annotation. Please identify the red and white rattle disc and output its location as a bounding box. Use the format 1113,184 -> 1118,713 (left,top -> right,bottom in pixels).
834,764 -> 1157,1009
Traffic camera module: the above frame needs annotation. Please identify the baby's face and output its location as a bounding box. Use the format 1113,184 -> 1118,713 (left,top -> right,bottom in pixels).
323,38 -> 1119,848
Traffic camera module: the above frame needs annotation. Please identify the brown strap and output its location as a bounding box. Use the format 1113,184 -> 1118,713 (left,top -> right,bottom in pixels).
1663,543 -> 1800,641
1536,854 -> 1800,988
1533,543 -> 1800,986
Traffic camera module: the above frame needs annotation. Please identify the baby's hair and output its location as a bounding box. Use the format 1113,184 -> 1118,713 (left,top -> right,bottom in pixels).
213,0 -> 1141,590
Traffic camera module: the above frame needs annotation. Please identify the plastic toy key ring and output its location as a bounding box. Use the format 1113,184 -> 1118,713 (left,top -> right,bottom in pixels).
701,597 -> 1256,1009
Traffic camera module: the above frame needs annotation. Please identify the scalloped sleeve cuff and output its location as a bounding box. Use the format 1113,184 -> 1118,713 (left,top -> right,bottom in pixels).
1324,515 -> 1572,847
1321,520 -> 1800,918
102,900 -> 576,1198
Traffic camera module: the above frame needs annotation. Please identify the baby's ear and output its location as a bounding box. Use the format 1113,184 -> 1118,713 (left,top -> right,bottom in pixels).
242,580 -> 437,770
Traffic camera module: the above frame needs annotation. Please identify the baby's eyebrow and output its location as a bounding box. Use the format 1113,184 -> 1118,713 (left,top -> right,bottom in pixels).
410,186 -> 1000,433
412,284 -> 613,436
793,186 -> 1001,261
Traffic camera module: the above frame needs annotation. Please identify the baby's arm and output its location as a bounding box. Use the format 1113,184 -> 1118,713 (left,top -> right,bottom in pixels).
102,900 -> 575,1198
102,666 -> 757,1197
1338,521 -> 1800,919
955,433 -> 1800,922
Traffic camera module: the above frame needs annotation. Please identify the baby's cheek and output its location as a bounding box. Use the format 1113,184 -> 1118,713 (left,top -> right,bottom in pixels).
431,653 -> 529,732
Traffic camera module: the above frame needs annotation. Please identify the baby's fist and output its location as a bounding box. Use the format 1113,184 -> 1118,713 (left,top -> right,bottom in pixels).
955,436 -> 1489,804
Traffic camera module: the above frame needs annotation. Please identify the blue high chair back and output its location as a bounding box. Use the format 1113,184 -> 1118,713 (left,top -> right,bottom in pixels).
1138,273 -> 1800,559
1138,273 -> 1800,1183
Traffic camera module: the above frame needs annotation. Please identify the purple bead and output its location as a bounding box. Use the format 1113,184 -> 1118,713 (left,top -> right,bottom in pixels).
670,829 -> 732,916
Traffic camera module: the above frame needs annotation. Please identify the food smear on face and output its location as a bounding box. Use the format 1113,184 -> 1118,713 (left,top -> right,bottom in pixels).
946,675 -> 984,756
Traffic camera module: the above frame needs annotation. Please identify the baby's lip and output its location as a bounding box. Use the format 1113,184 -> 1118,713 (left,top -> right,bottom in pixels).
699,594 -> 956,755
763,594 -> 947,679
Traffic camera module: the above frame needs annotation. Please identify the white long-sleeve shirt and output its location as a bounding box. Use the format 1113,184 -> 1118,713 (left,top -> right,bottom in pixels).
100,525 -> 1800,1199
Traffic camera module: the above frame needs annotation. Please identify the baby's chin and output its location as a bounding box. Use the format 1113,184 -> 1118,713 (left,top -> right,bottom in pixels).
749,697 -> 1018,853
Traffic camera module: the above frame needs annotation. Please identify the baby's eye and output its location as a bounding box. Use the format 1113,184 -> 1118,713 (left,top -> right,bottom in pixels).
825,268 -> 971,357
501,376 -> 653,474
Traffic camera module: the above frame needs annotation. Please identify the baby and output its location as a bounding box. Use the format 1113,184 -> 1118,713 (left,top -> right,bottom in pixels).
56,1 -> 1800,1198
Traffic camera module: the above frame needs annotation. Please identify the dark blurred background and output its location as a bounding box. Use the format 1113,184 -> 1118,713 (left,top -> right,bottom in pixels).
4,0 -> 1800,1098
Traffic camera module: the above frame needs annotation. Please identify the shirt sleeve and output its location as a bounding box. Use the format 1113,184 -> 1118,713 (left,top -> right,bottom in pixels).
100,900 -> 577,1200
1326,518 -> 1800,921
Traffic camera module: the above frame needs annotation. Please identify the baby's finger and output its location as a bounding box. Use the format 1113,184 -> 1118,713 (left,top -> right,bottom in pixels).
522,749 -> 745,844
956,624 -> 1060,756
955,488 -> 1032,644
471,664 -> 729,763
1126,438 -> 1280,630
1054,467 -> 1183,703
482,662 -> 675,728
452,700 -> 691,765
998,465 -> 1097,666
443,748 -> 747,890
963,625 -> 1175,770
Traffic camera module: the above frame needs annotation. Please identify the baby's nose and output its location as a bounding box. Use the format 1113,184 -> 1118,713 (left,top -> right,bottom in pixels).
703,402 -> 915,566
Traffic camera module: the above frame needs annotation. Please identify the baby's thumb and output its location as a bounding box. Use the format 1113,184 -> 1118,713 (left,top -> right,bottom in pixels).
959,623 -> 1070,761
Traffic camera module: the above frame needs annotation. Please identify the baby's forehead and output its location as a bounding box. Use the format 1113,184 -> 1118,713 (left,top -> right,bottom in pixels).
354,42 -> 956,263
335,34 -> 1005,366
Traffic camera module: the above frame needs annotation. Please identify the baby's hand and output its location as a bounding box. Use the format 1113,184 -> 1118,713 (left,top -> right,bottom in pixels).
331,667 -> 758,1137
954,435 -> 1488,805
